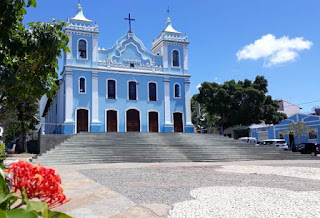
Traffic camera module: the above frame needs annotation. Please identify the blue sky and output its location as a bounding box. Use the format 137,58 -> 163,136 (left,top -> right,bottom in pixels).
24,0 -> 320,113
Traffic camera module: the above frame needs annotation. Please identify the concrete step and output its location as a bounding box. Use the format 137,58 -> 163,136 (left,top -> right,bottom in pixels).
34,133 -> 316,165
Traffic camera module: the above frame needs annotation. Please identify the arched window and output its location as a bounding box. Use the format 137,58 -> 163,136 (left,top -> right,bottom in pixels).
79,77 -> 86,93
107,79 -> 116,99
172,50 -> 180,67
78,39 -> 87,59
128,81 -> 137,100
174,84 -> 180,98
149,82 -> 157,101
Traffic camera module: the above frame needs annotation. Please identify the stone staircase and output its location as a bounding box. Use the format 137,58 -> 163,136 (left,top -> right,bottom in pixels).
32,133 -> 316,165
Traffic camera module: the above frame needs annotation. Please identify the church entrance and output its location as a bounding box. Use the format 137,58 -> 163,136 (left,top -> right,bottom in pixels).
77,109 -> 88,133
148,112 -> 159,132
173,112 -> 183,132
126,109 -> 140,132
107,110 -> 117,132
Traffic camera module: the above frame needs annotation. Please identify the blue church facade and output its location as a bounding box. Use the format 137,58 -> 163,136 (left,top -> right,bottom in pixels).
42,4 -> 193,134
251,113 -> 320,146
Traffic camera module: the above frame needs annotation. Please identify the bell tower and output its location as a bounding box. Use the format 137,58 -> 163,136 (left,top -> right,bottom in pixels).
64,3 -> 99,67
151,14 -> 189,74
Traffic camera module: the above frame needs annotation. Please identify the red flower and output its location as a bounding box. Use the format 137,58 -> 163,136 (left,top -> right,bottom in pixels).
7,161 -> 70,208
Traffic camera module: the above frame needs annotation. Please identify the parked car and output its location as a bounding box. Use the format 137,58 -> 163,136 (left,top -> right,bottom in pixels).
239,137 -> 257,144
295,143 -> 319,156
256,139 -> 289,150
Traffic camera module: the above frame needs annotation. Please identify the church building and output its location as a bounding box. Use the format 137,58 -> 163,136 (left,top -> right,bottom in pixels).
42,4 -> 193,134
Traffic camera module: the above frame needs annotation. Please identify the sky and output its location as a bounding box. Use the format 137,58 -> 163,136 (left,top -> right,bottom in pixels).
24,0 -> 320,113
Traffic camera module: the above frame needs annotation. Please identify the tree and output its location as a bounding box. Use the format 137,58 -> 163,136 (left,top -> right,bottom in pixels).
191,94 -> 220,131
0,0 -> 69,152
288,122 -> 312,145
196,76 -> 287,131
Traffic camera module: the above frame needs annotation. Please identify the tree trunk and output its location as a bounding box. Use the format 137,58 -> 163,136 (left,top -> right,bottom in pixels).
20,112 -> 27,153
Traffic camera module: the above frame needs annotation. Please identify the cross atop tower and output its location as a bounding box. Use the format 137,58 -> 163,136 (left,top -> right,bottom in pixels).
167,6 -> 170,17
124,13 -> 135,33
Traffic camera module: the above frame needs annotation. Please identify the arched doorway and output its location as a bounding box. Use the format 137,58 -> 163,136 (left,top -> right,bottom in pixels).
149,112 -> 159,132
173,112 -> 183,133
77,109 -> 89,133
126,109 -> 140,132
107,110 -> 117,132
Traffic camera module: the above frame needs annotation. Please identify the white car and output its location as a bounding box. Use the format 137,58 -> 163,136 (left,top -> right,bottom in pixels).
239,137 -> 257,144
257,139 -> 289,150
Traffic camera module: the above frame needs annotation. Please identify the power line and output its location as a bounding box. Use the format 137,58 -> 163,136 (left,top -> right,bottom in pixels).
282,99 -> 320,108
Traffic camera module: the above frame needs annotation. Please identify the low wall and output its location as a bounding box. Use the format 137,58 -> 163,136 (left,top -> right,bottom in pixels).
39,135 -> 73,154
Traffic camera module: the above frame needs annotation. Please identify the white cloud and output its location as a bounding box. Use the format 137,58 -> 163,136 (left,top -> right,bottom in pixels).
236,34 -> 312,66
196,84 -> 202,89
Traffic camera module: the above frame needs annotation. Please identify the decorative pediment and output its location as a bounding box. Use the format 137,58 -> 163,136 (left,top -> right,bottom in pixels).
104,32 -> 154,66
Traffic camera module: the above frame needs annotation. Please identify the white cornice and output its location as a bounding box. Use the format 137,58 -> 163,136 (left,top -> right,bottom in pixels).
63,65 -> 190,78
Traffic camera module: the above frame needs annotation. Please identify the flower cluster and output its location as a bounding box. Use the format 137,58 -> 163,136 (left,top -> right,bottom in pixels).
7,161 -> 70,208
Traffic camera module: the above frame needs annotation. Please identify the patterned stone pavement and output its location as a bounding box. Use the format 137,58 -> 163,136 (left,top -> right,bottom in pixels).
51,160 -> 320,217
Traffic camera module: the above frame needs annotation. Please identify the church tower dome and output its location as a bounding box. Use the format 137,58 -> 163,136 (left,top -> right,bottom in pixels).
71,3 -> 92,23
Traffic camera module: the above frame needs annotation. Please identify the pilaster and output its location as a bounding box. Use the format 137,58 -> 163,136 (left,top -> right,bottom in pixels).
65,72 -> 74,123
185,78 -> 192,125
92,72 -> 99,123
164,77 -> 171,124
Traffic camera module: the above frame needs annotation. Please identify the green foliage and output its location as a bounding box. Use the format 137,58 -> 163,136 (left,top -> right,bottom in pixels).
196,76 -> 287,130
191,95 -> 220,129
0,144 -> 5,169
0,171 -> 72,218
0,0 -> 69,152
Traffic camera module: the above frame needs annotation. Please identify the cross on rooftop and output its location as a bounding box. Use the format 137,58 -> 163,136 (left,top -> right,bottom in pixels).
124,13 -> 135,32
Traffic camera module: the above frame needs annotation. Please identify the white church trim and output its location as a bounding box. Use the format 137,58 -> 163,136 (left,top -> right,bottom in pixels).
91,73 -> 99,123
65,72 -> 74,123
185,79 -> 192,125
164,78 -> 171,125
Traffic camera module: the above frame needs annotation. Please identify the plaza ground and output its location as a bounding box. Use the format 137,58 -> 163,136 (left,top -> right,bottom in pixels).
51,160 -> 320,218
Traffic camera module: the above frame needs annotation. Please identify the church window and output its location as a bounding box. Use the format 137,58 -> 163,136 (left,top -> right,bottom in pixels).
79,77 -> 86,93
129,81 -> 137,100
107,79 -> 116,99
149,82 -> 157,101
130,63 -> 135,68
174,84 -> 180,98
309,129 -> 318,140
172,50 -> 180,67
78,39 -> 87,59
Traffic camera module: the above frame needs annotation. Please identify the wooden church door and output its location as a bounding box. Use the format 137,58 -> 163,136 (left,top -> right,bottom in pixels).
77,109 -> 88,133
107,110 -> 117,132
173,112 -> 183,133
126,109 -> 140,132
149,112 -> 159,132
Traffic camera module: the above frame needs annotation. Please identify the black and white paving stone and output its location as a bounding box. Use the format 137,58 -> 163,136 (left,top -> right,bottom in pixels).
77,161 -> 320,217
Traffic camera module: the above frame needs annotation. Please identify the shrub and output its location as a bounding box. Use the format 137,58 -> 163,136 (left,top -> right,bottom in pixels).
0,161 -> 72,217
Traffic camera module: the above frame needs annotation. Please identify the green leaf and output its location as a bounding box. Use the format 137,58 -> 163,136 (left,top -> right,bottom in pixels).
0,210 -> 7,218
48,211 -> 73,218
0,193 -> 13,205
26,201 -> 48,218
6,208 -> 38,218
